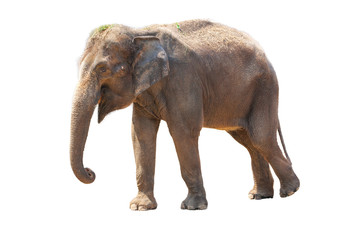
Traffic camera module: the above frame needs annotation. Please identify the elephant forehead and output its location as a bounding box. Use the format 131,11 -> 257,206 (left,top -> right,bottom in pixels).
101,37 -> 133,57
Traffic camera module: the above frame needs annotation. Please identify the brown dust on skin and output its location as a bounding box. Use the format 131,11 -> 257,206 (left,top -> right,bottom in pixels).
70,20 -> 300,210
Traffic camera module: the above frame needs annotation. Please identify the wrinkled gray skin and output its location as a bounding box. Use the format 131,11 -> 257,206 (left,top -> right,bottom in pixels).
70,20 -> 300,210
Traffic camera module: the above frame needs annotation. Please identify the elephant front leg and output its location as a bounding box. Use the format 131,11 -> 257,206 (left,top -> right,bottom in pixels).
130,105 -> 160,211
169,127 -> 208,210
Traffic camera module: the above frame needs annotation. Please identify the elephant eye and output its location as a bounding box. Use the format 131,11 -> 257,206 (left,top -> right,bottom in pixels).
99,66 -> 107,73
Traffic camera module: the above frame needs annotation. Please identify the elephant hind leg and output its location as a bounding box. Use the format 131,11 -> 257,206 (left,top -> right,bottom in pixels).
227,129 -> 274,199
242,77 -> 300,197
252,138 -> 300,197
247,110 -> 300,197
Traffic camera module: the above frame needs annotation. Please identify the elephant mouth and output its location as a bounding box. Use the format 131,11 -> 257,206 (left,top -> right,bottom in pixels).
98,88 -> 135,123
97,85 -> 114,123
98,98 -> 111,123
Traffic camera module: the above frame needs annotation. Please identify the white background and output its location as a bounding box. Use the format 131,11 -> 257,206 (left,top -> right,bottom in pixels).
1,0 -> 359,239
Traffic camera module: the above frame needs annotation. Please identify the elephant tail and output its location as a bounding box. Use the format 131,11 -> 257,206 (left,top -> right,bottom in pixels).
278,120 -> 291,163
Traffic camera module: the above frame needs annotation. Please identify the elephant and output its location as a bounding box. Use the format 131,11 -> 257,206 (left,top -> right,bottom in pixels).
70,20 -> 300,211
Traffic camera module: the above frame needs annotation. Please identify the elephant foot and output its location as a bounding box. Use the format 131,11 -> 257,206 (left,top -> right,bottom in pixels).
130,192 -> 157,211
181,193 -> 208,210
280,176 -> 300,198
248,187 -> 274,200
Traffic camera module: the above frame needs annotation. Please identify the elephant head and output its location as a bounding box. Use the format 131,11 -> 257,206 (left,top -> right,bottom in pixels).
70,25 -> 169,183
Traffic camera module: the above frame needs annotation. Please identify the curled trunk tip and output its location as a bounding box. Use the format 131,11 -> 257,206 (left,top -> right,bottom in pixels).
72,167 -> 96,184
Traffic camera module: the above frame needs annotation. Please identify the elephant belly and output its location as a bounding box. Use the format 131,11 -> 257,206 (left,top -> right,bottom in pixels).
202,82 -> 255,131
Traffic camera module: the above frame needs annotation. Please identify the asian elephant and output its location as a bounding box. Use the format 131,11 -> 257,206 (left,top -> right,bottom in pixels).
70,20 -> 300,211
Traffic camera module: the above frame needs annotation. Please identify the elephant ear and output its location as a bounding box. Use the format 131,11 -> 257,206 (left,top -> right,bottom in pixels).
132,36 -> 169,96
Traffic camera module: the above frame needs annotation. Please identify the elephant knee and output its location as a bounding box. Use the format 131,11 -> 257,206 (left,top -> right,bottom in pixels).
168,125 -> 201,141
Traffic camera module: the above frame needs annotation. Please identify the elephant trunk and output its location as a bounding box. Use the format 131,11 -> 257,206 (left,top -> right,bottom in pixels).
70,77 -> 100,184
